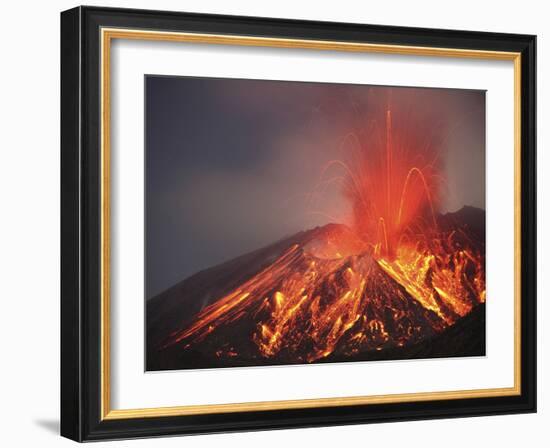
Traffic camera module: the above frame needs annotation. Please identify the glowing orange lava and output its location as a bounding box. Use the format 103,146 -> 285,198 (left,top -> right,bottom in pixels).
161,106 -> 485,364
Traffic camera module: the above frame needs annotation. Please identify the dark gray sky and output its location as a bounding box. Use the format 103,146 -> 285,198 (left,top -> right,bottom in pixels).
145,76 -> 485,299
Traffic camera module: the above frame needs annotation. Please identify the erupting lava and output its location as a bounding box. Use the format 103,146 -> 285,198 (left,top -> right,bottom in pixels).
155,105 -> 485,368
317,109 -> 441,259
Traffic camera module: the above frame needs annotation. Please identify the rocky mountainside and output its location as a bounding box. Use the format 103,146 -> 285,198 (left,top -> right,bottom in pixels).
147,206 -> 485,371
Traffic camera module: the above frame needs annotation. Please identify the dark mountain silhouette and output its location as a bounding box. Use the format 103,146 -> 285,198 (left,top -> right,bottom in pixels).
147,206 -> 485,371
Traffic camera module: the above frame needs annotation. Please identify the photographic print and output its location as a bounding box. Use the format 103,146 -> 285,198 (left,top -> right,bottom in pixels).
145,76 -> 486,371
61,9 -> 536,440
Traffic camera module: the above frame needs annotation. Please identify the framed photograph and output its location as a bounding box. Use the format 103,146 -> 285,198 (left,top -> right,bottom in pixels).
60,6 -> 536,441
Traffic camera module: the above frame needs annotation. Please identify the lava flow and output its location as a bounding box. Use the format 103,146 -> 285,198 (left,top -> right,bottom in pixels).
157,106 -> 486,367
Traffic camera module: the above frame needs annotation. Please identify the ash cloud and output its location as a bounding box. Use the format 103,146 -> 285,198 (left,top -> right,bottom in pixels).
146,76 -> 485,298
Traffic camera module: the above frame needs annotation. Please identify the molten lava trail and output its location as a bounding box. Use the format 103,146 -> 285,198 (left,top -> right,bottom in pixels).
164,228 -> 484,363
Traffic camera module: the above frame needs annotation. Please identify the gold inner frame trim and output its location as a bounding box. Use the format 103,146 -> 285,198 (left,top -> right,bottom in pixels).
100,27 -> 522,420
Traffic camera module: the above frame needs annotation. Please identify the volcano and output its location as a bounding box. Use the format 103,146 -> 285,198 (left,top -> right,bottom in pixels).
146,206 -> 485,371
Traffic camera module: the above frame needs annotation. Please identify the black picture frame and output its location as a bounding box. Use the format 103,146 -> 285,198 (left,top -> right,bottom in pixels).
61,6 -> 536,442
